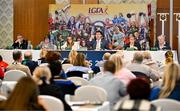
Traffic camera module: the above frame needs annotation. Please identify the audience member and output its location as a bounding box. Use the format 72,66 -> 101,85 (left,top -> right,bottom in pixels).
33,66 -> 72,111
164,50 -> 173,64
0,68 -> 4,80
12,34 -> 28,49
1,77 -> 45,110
68,50 -> 78,64
6,51 -> 31,76
95,52 -> 111,67
90,61 -> 126,108
114,78 -> 161,111
22,51 -> 38,74
66,53 -> 91,73
150,63 -> 180,101
37,49 -> 48,65
110,53 -> 136,85
48,60 -> 77,95
154,35 -> 171,50
142,51 -> 159,70
0,55 -> 8,71
127,52 -> 160,82
45,51 -> 61,63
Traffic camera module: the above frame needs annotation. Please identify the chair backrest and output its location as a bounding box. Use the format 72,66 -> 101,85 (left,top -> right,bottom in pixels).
66,71 -> 85,77
4,70 -> 27,81
67,77 -> 89,86
39,95 -> 64,111
62,64 -> 73,72
0,95 -> 7,101
0,81 -> 17,97
132,71 -> 151,83
151,99 -> 180,111
74,85 -> 107,102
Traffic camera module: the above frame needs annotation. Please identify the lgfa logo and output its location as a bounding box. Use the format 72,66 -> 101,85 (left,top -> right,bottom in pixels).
88,6 -> 108,15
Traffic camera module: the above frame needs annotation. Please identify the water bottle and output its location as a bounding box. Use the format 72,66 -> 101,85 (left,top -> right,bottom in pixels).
146,41 -> 150,50
27,41 -> 33,49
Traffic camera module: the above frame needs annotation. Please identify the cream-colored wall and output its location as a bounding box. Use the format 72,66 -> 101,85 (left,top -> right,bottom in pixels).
0,0 -> 13,48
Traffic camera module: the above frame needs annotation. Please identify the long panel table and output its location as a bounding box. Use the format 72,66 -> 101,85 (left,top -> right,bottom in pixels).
0,49 -> 178,66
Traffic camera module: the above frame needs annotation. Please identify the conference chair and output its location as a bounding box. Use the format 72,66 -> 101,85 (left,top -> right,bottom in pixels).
151,99 -> 180,111
4,70 -> 27,81
62,64 -> 73,72
132,71 -> 152,83
39,95 -> 64,111
73,85 -> 107,102
67,77 -> 89,86
0,81 -> 17,97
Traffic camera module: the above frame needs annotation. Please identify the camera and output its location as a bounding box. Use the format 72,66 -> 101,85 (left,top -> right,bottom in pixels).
127,13 -> 136,18
127,13 -> 131,18
139,12 -> 146,17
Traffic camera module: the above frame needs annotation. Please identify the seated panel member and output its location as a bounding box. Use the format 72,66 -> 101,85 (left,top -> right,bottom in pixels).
61,36 -> 76,50
89,31 -> 109,50
154,35 -> 171,50
12,34 -> 28,49
124,35 -> 141,50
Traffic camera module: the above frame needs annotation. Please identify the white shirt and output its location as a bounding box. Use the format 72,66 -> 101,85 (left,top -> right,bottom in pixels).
96,39 -> 101,50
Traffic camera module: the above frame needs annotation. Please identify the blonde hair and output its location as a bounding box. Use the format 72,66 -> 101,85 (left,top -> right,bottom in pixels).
165,51 -> 173,64
73,53 -> 87,67
40,49 -> 47,58
103,53 -> 111,60
159,63 -> 180,98
68,50 -> 78,64
33,66 -> 52,85
143,51 -> 151,60
109,54 -> 123,72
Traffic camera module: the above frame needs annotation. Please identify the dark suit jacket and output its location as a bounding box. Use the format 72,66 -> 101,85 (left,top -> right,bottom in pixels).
22,60 -> 38,74
12,40 -> 28,49
39,83 -> 72,111
89,39 -> 109,50
154,41 -> 171,50
124,42 -> 141,50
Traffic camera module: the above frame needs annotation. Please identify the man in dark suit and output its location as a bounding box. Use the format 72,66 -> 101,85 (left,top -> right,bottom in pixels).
89,31 -> 109,50
12,34 -> 28,49
22,51 -> 38,74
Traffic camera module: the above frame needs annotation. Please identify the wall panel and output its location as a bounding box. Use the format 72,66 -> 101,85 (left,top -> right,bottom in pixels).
14,0 -> 55,47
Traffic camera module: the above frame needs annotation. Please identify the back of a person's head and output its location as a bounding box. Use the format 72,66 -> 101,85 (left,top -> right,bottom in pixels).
40,49 -> 47,58
143,51 -> 151,60
68,50 -> 78,64
159,63 -> 180,98
49,60 -> 62,77
103,53 -> 111,60
109,54 -> 123,72
33,66 -> 52,85
73,53 -> 86,67
165,50 -> 173,64
4,77 -> 39,110
13,50 -> 22,61
133,52 -> 143,63
127,78 -> 151,100
103,61 -> 116,74
0,55 -> 2,61
24,51 -> 32,60
45,51 -> 61,63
